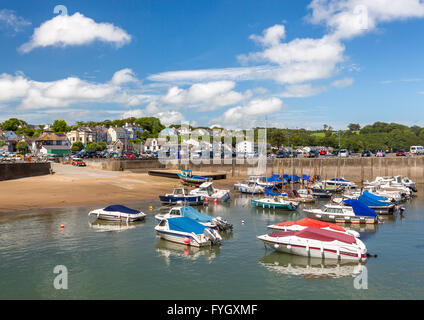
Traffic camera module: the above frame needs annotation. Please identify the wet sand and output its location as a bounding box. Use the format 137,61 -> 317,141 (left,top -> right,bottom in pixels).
0,163 -> 239,214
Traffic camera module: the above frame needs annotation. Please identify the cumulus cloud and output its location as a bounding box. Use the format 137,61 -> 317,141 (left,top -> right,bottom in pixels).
19,12 -> 131,53
161,81 -> 245,110
280,83 -> 327,98
0,69 -> 144,110
217,97 -> 284,127
121,108 -> 185,126
331,77 -> 354,88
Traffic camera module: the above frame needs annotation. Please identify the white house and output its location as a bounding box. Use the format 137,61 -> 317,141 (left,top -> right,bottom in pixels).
144,138 -> 167,153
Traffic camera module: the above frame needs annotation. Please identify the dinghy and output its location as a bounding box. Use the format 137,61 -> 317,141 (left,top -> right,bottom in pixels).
155,217 -> 222,247
177,170 -> 212,186
88,205 -> 146,222
257,227 -> 367,261
234,181 -> 265,194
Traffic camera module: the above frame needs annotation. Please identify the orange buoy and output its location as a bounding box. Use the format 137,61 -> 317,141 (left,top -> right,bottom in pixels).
183,237 -> 190,244
60,224 -> 65,229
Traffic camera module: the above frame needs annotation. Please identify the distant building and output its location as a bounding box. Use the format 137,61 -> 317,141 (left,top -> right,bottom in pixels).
236,141 -> 255,154
124,123 -> 144,140
144,138 -> 167,153
32,131 -> 71,155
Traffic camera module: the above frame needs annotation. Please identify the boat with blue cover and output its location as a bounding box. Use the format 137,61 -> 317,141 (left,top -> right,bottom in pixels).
357,191 -> 395,214
177,170 -> 212,186
155,216 -> 222,247
303,199 -> 379,224
88,205 -> 146,222
159,187 -> 204,205
155,206 -> 233,231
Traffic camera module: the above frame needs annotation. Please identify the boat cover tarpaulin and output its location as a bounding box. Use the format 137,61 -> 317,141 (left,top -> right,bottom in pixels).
103,205 -> 140,214
180,206 -> 212,223
362,191 -> 389,202
268,227 -> 357,244
343,199 -> 378,217
358,192 -> 390,207
167,217 -> 207,234
273,218 -> 346,232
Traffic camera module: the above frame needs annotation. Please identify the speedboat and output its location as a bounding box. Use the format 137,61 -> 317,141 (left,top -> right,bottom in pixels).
251,197 -> 299,210
365,176 -> 417,192
155,217 -> 222,247
154,206 -> 233,231
311,182 -> 344,193
303,199 -> 379,224
189,182 -> 231,203
267,218 -> 360,238
88,205 -> 146,222
248,176 -> 275,188
159,187 -> 204,205
284,190 -> 316,203
234,181 -> 265,194
323,178 -> 356,189
333,191 -> 396,214
257,227 -> 367,261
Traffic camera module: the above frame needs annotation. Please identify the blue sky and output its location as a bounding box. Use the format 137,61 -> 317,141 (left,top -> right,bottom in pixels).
1,0 -> 424,129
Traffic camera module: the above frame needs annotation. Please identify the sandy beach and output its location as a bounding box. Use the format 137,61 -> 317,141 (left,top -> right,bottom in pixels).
0,163 -> 238,214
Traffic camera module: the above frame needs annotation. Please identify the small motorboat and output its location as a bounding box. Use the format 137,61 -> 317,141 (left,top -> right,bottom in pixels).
283,190 -> 316,203
355,191 -> 396,214
303,199 -> 379,224
189,182 -> 231,203
257,227 -> 367,261
234,181 -> 265,194
248,176 -> 275,188
311,182 -> 344,193
267,218 -> 360,238
251,197 -> 299,210
154,206 -> 233,231
177,170 -> 212,186
159,187 -> 204,205
155,217 -> 222,247
323,178 -> 357,189
88,205 -> 146,222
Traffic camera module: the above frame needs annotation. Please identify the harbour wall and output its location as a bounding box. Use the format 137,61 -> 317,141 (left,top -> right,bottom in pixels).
84,157 -> 424,183
0,162 -> 52,181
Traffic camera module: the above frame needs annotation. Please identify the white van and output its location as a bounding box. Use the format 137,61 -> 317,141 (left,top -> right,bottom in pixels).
410,146 -> 424,155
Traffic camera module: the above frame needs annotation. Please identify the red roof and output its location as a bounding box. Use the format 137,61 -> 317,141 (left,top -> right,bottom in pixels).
268,227 -> 357,244
273,218 -> 346,232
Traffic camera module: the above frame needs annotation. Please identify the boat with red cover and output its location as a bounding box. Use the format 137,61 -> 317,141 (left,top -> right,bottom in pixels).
267,218 -> 360,238
257,227 -> 367,261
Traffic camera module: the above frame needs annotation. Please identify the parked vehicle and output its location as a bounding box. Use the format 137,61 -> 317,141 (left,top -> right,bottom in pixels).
339,149 -> 349,158
375,149 -> 386,157
307,150 -> 319,158
410,146 -> 424,155
71,158 -> 86,166
319,149 -> 327,156
361,150 -> 372,157
122,152 -> 136,159
396,150 -> 407,157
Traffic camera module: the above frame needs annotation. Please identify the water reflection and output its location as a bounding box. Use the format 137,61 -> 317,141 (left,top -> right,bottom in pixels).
155,240 -> 221,266
88,219 -> 146,232
259,252 -> 366,279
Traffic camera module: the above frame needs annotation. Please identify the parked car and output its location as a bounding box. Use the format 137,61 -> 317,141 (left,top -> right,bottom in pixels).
361,150 -> 372,157
319,149 -> 327,156
410,146 -> 424,155
338,149 -> 349,157
276,151 -> 289,158
122,152 -> 136,159
396,150 -> 407,157
71,158 -> 86,166
375,149 -> 386,157
307,150 -> 320,158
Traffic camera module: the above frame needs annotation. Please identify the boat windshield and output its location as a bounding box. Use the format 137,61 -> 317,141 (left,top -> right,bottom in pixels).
170,209 -> 180,216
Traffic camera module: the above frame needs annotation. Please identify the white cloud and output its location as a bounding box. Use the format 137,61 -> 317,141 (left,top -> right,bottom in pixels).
161,81 -> 245,110
121,108 -> 185,126
0,9 -> 31,32
217,97 -> 284,127
331,77 -> 354,88
19,12 -> 131,53
280,83 -> 327,98
0,69 -> 145,110
249,24 -> 286,47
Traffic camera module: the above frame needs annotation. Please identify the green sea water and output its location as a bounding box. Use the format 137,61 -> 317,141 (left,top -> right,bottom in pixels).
1,194 -> 423,299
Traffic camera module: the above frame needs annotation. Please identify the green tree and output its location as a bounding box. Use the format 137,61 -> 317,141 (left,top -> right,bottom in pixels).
86,142 -> 100,151
52,120 -> 68,133
16,140 -> 29,153
71,142 -> 84,152
0,140 -> 6,147
97,141 -> 107,151
348,123 -> 361,131
1,118 -> 27,131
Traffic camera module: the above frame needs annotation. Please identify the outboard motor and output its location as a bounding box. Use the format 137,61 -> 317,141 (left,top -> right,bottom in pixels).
203,228 -> 221,245
213,217 -> 233,231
